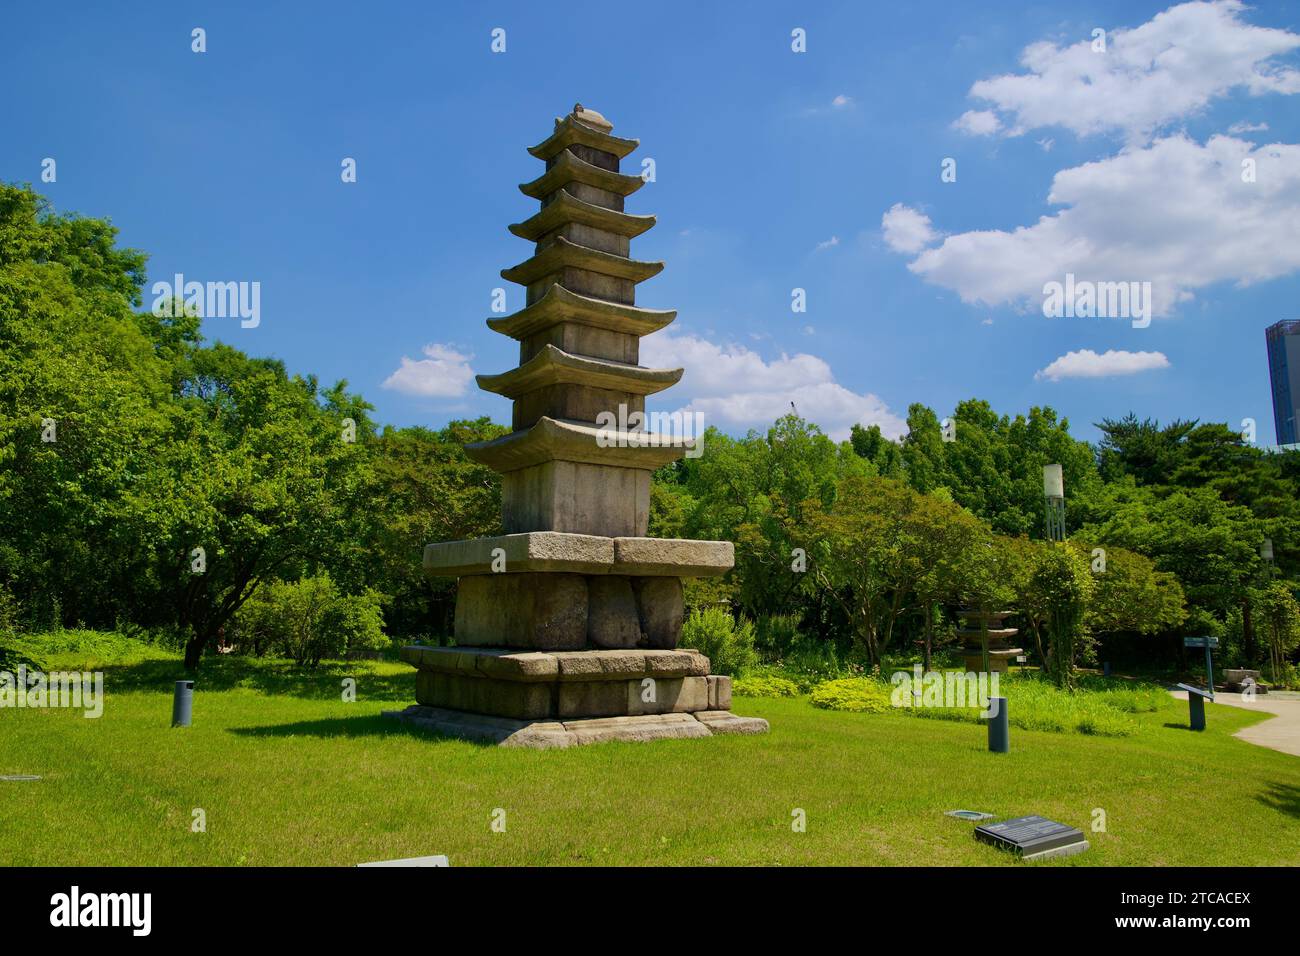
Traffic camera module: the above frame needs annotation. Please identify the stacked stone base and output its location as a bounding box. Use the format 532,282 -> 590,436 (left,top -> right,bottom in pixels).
385,705 -> 766,749
386,645 -> 767,748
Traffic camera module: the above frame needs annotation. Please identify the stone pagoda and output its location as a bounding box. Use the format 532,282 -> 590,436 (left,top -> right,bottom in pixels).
956,609 -> 1023,674
387,106 -> 768,748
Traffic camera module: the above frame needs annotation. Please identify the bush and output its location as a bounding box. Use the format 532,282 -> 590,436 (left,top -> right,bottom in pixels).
232,575 -> 386,667
732,674 -> 800,698
810,677 -> 892,713
754,613 -> 802,659
680,607 -> 757,676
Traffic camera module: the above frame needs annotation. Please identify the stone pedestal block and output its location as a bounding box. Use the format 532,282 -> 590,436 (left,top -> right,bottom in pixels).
631,576 -> 683,648
454,573 -> 588,650
587,576 -> 641,648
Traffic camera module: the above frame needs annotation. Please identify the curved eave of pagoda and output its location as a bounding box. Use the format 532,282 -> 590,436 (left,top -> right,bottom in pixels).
528,116 -> 639,161
509,190 -> 656,242
487,284 -> 676,340
500,236 -> 663,286
464,416 -> 687,473
476,344 -> 683,400
519,149 -> 645,200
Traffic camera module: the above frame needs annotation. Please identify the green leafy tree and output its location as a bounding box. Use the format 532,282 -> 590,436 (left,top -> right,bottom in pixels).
1028,542 -> 1094,689
1250,581 -> 1300,684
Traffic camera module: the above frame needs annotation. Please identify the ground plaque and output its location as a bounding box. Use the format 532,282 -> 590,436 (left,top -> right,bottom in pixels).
383,106 -> 769,748
974,815 -> 1089,860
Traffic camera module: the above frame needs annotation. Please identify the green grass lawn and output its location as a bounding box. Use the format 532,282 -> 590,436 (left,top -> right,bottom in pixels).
2,646 -> 1298,866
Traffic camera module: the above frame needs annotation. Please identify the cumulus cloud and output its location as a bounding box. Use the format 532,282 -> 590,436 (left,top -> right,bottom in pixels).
382,343 -> 475,397
1035,349 -> 1171,381
881,203 -> 939,255
890,134 -> 1300,318
961,0 -> 1300,143
953,109 -> 1002,136
641,330 -> 906,440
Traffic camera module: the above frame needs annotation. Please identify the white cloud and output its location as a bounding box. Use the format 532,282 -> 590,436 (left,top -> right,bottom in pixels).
881,203 -> 939,255
641,330 -> 906,440
1228,120 -> 1270,134
962,1 -> 1300,143
1035,349 -> 1171,381
814,235 -> 840,252
831,94 -> 853,109
891,134 -> 1300,317
953,109 -> 1002,136
382,343 -> 475,397
1037,137 -> 1055,152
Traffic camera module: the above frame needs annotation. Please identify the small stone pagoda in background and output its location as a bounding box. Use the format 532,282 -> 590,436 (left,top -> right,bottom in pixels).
957,609 -> 1023,674
387,106 -> 768,747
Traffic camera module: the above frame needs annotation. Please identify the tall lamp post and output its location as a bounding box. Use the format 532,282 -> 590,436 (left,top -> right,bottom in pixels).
1043,464 -> 1065,542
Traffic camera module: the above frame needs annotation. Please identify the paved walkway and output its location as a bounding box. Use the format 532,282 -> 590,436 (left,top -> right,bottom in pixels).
1169,688 -> 1300,757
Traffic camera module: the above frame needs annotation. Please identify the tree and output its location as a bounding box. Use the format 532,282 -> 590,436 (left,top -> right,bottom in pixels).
1083,544 -> 1186,636
1028,542 -> 1094,689
150,344 -> 371,668
1250,581 -> 1300,684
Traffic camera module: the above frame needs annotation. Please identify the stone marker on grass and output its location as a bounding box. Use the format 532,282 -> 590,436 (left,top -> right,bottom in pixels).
385,106 -> 768,748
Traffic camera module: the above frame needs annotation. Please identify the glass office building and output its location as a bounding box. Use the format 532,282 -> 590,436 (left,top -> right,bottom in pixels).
1267,320 -> 1300,446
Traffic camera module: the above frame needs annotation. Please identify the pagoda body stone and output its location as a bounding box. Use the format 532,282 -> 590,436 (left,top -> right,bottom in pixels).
387,106 -> 768,747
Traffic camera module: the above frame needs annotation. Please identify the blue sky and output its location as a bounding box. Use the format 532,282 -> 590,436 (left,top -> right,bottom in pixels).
6,0 -> 1299,444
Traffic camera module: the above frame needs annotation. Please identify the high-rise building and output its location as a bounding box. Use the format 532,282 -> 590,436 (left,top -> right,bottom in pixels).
1267,320 -> 1300,446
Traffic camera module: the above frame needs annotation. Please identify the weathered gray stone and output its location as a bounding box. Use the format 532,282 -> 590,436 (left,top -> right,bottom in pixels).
632,576 -> 684,648
424,532 -> 613,577
454,573 -> 588,649
587,576 -> 642,648
415,670 -> 555,721
563,713 -> 712,745
694,710 -> 770,736
644,649 -> 710,677
385,705 -> 575,749
627,676 -> 710,716
501,459 -> 652,538
707,675 -> 732,711
614,537 -> 734,577
557,680 -> 628,718
386,704 -> 767,748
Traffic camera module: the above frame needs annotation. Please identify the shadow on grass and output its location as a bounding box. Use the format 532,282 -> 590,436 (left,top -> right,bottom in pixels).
226,713 -> 489,746
1257,783 -> 1300,820
102,658 -> 416,702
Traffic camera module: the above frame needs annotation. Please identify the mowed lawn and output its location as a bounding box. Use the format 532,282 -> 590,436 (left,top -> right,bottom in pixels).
2,653 -> 1298,867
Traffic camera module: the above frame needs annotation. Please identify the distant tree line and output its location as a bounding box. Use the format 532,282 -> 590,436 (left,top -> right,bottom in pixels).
2,184 -> 1298,680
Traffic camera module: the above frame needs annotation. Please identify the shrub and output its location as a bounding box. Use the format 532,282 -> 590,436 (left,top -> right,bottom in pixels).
680,607 -> 757,677
754,613 -> 802,659
810,677 -> 892,713
732,674 -> 800,698
232,575 -> 386,667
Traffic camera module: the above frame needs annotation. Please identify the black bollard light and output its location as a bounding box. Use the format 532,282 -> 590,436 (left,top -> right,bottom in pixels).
1188,691 -> 1205,731
172,680 -> 194,728
987,696 -> 1009,753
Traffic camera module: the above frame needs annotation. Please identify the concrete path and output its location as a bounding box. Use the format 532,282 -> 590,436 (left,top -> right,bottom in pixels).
1169,688 -> 1300,757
